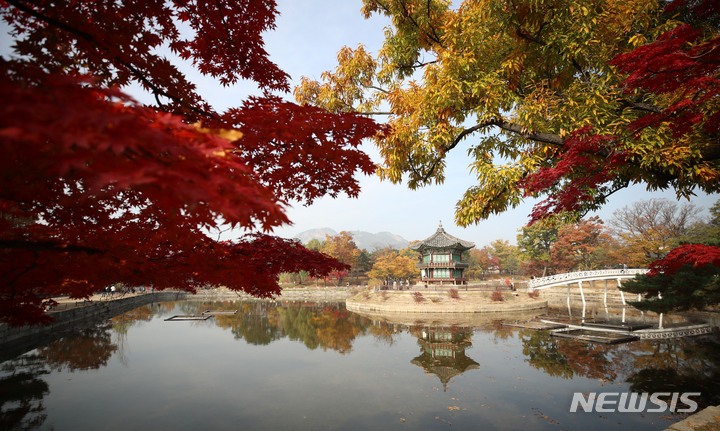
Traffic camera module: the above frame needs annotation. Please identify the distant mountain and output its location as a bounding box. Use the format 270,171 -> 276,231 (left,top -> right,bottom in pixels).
349,231 -> 409,251
293,228 -> 338,244
292,228 -> 409,251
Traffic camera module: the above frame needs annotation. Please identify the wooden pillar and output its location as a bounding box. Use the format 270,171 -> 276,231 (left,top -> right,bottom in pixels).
603,279 -> 608,308
567,283 -> 572,315
617,278 -> 626,306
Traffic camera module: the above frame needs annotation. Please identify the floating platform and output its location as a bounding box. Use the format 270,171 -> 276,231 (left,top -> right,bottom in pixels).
581,321 -> 652,332
202,310 -> 238,316
502,321 -> 567,330
551,329 -> 639,344
534,315 -> 596,325
164,315 -> 211,321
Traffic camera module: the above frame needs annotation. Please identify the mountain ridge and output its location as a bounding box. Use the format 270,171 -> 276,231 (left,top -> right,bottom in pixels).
291,228 -> 409,251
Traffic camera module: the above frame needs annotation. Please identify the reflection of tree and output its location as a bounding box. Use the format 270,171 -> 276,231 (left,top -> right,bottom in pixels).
522,330 -> 618,381
410,326 -> 479,391
623,337 -> 720,408
111,304 -> 154,336
216,302 -> 283,345
212,302 -> 371,353
39,323 -> 117,371
520,330 -> 574,379
556,340 -> 617,381
278,305 -> 320,349
520,327 -> 720,407
367,320 -> 402,346
0,353 -> 49,430
312,307 -> 363,354
279,304 -> 370,354
489,319 -> 514,342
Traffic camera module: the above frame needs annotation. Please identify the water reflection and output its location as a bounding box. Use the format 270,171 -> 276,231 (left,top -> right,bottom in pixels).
1,300 -> 719,430
409,326 -> 479,391
521,330 -> 617,380
0,353 -> 49,430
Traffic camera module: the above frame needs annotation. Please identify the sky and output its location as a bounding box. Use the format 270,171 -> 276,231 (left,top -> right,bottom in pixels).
3,2 -> 717,248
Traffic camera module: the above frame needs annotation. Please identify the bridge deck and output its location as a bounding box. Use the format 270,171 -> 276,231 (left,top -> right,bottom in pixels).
529,269 -> 648,290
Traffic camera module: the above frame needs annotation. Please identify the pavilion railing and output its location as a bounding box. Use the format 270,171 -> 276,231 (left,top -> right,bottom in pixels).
415,262 -> 470,268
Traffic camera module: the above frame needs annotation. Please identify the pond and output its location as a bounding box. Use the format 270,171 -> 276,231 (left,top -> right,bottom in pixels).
1,300 -> 719,430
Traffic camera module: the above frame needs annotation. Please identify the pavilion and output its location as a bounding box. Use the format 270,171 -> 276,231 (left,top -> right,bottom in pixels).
411,222 -> 475,285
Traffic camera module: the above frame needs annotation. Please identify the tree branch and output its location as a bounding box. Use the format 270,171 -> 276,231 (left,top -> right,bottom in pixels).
6,0 -> 216,120
516,27 -> 546,46
416,119 -> 563,182
0,240 -> 103,255
619,99 -> 662,114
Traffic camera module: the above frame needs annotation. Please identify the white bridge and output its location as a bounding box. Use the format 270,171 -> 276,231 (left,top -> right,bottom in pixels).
528,268 -> 649,310
529,269 -> 648,290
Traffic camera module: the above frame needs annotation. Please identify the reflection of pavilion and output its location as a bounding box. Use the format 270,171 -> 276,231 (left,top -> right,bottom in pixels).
410,327 -> 479,391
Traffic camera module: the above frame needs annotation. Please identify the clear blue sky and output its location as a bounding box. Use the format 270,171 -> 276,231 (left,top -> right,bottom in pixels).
3,2 -> 716,248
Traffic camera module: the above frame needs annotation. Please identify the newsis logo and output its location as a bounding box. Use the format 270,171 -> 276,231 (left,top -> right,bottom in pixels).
569,392 -> 700,413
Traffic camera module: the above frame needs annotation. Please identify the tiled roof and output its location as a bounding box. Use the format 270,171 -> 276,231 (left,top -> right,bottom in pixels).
410,222 -> 475,251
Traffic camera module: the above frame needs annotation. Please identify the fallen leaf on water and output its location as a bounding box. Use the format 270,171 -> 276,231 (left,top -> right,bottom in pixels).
448,406 -> 460,411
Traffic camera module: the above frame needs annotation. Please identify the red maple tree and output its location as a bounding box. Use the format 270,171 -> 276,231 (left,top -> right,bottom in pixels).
521,0 -> 719,223
0,1 -> 380,325
518,0 -> 720,310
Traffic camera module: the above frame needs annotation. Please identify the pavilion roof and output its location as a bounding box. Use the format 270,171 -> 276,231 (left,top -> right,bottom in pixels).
410,222 -> 475,252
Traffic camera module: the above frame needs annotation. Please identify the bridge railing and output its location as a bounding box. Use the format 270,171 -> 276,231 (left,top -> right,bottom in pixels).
528,269 -> 648,289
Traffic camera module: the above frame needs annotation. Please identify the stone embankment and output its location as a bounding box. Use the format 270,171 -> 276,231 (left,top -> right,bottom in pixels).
0,291 -> 187,358
0,287 -> 355,359
192,286 -> 354,302
346,290 -> 548,315
665,405 -> 720,431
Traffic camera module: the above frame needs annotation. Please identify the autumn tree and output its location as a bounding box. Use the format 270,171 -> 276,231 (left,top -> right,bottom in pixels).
621,244 -> 720,313
321,232 -> 361,286
465,247 -> 499,280
295,0 -> 720,311
487,239 -> 522,275
305,238 -> 325,252
517,220 -> 559,277
679,199 -> 720,247
550,217 -> 613,272
296,0 -> 719,225
368,248 -> 417,282
609,198 -> 700,265
0,1 -> 380,325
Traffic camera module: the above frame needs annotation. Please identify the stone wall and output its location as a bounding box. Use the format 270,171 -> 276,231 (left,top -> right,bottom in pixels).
0,291 -> 186,350
346,291 -> 548,315
191,287 -> 353,302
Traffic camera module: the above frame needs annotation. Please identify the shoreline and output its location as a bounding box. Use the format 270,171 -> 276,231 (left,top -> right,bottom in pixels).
346,290 -> 548,315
